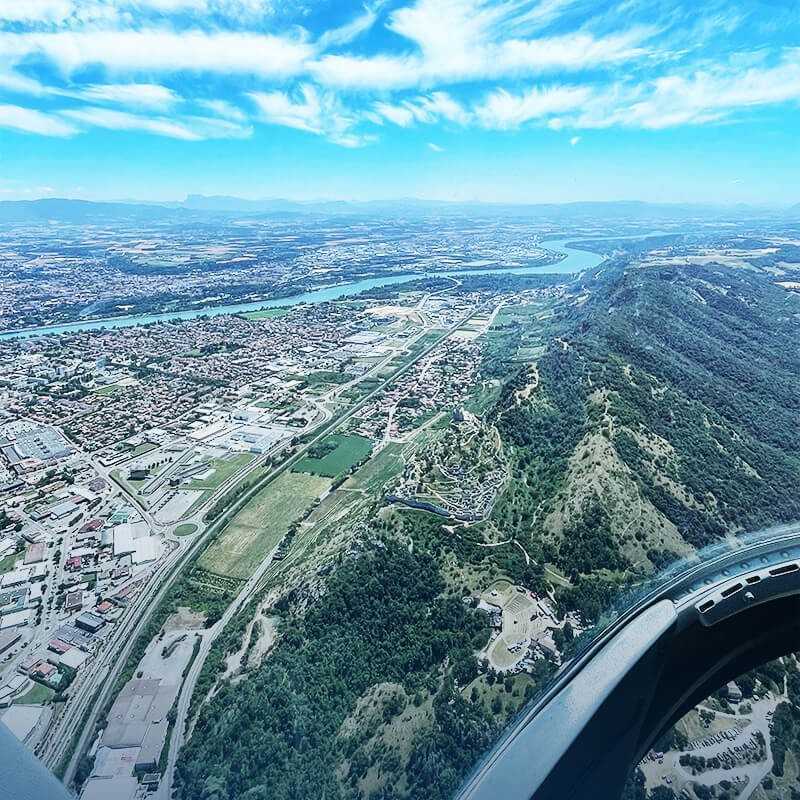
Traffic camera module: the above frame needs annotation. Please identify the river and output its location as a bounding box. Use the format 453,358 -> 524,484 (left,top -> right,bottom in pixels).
0,238 -> 604,341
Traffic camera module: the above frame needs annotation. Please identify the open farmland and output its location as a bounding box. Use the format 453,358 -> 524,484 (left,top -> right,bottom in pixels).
197,471 -> 331,579
293,434 -> 373,478
242,308 -> 291,320
344,442 -> 406,493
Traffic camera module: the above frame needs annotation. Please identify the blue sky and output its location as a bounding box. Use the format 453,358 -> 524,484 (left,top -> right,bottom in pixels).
0,0 -> 798,204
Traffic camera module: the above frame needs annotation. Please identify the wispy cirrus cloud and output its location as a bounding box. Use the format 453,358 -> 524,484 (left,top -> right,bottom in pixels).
1,0 -> 799,150
77,83 -> 180,110
374,92 -> 470,127
572,50 -> 800,130
0,103 -> 77,136
474,84 -> 591,128
249,84 -> 373,147
61,106 -> 252,139
310,0 -> 656,91
0,29 -> 312,78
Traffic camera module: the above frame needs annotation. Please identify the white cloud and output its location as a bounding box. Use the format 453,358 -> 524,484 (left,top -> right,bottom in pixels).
474,84 -> 591,128
317,4 -> 379,50
132,0 -> 272,14
310,53 -> 423,90
374,92 -> 470,126
78,83 -> 180,110
0,0 -> 75,23
0,29 -> 313,78
417,92 -> 471,124
197,99 -> 247,122
427,142 -> 444,152
569,135 -> 580,145
60,106 -> 251,139
249,85 -> 372,147
0,103 -> 77,136
373,101 -> 416,127
311,0 -> 654,90
574,52 -> 800,130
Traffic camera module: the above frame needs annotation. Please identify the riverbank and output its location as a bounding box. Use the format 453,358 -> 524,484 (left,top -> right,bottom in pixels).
0,238 -> 602,341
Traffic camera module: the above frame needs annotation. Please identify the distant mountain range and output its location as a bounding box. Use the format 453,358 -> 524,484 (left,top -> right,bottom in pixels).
0,195 -> 796,223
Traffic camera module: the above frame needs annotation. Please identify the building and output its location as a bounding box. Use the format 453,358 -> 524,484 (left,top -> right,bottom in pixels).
49,500 -> 78,520
59,648 -> 90,672
102,677 -> 175,772
23,542 -> 46,565
64,590 -> 84,612
75,612 -> 105,634
47,639 -> 71,655
725,681 -> 743,702
1,569 -> 30,589
81,776 -> 138,800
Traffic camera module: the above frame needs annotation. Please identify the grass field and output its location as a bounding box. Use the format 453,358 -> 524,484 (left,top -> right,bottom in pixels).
0,551 -> 22,574
94,384 -> 123,396
293,434 -> 373,478
198,471 -> 331,579
465,381 -> 503,415
187,453 -> 254,490
174,523 -> 198,536
243,308 -> 291,320
14,682 -> 55,705
344,442 -> 405,492
302,370 -> 352,389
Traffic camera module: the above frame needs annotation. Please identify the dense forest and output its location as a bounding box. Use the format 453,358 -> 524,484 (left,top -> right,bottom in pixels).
175,541 -> 496,800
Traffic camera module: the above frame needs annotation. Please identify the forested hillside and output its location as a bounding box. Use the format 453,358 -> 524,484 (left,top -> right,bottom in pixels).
490,260 -> 800,620
174,259 -> 800,800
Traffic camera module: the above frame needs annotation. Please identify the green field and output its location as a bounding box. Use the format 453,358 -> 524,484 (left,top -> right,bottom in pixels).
14,682 -> 55,705
130,442 -> 158,456
302,371 -> 352,389
94,384 -> 123,396
243,308 -> 291,320
293,434 -> 373,478
198,471 -> 331,579
0,551 -> 22,575
344,442 -> 405,492
174,523 -> 198,536
187,453 -> 254,490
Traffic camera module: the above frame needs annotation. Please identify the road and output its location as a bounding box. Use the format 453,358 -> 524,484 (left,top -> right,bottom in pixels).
157,540 -> 284,799
53,302 -> 483,793
154,303 -> 487,797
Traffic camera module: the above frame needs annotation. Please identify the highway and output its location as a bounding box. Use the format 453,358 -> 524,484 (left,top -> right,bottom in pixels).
52,302 -> 483,793
154,302 -> 489,796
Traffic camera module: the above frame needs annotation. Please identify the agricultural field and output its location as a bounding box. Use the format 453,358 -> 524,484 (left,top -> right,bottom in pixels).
344,442 -> 406,493
293,434 -> 373,478
187,453 -> 254,490
198,471 -> 331,579
242,308 -> 291,320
